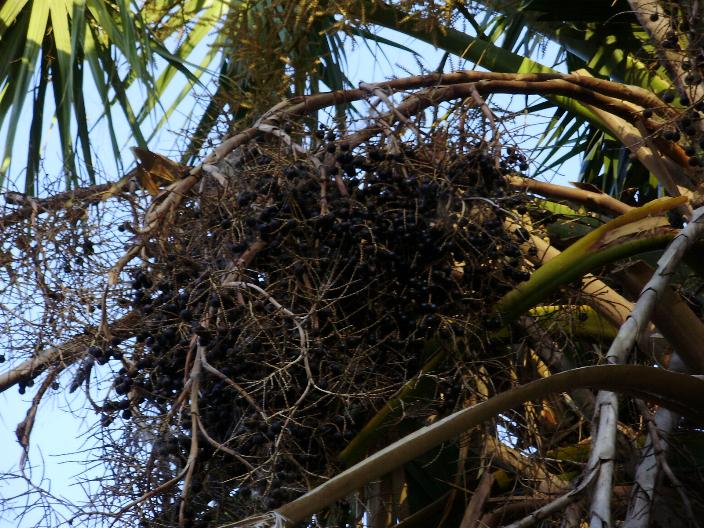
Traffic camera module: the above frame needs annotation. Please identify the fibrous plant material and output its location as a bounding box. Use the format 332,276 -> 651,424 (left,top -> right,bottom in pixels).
3,67 -> 704,528
105,119 -> 540,525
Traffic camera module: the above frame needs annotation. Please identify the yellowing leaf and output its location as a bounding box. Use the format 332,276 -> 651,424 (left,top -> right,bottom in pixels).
131,147 -> 189,196
597,215 -> 670,248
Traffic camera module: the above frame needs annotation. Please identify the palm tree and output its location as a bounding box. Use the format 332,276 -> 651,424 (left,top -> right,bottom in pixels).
1,2 -> 704,528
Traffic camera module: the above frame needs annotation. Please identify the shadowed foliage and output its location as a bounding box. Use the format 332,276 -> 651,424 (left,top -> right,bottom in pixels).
2,2 -> 704,528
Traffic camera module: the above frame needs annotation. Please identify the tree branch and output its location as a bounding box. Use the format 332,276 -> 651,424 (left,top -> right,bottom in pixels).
0,312 -> 139,394
222,366 -> 704,527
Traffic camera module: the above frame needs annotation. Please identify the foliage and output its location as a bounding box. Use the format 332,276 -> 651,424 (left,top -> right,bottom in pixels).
4,0 -> 703,197
2,2 -> 704,528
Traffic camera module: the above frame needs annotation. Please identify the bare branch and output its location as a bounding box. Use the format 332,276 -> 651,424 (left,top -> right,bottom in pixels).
0,312 -> 139,394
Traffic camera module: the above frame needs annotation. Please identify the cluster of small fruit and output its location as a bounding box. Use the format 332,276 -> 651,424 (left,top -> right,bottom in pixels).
644,7 -> 704,166
104,132 -> 535,523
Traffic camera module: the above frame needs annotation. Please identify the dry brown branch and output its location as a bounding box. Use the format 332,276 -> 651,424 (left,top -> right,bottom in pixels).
180,343 -> 203,527
113,69 -> 691,279
342,80 -> 668,152
15,369 -> 58,469
0,183 -> 116,228
359,81 -> 422,140
459,471 -> 494,528
200,354 -> 266,418
507,176 -> 633,215
484,436 -> 567,494
0,312 -> 139,393
582,102 -> 695,203
482,487 -> 632,527
0,69 -> 681,245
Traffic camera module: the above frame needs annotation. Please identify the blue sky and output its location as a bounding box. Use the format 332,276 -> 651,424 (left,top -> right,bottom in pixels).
0,20 -> 581,528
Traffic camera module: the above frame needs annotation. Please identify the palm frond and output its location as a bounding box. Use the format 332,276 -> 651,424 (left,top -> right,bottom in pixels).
0,0 -> 220,192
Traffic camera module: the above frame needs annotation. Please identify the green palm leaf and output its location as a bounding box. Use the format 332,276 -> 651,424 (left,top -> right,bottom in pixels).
0,0 -> 221,193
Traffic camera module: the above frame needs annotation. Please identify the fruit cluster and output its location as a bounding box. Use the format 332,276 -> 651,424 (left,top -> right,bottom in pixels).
101,131 -> 535,525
